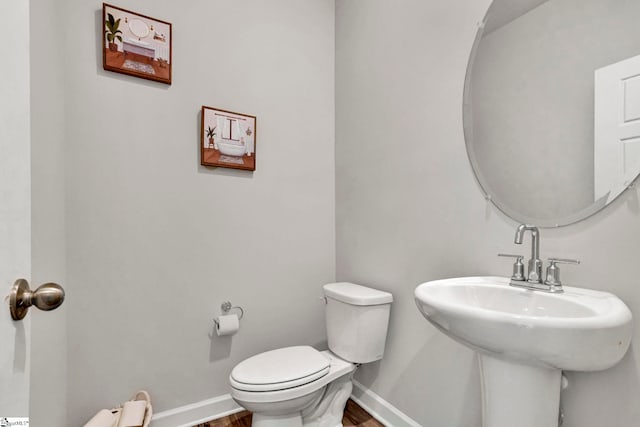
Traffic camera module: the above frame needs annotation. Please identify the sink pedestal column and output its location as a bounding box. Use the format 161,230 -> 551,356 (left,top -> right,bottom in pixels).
479,355 -> 561,427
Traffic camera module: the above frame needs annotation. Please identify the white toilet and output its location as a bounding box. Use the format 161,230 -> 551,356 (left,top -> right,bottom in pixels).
229,282 -> 393,427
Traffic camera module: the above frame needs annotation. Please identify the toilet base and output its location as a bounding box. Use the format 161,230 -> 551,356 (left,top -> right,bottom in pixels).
249,372 -> 354,427
252,413 -> 304,427
302,371 -> 353,427
252,414 -> 342,427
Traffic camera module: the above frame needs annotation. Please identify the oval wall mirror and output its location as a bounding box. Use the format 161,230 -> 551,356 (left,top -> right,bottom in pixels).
129,19 -> 150,39
464,0 -> 640,227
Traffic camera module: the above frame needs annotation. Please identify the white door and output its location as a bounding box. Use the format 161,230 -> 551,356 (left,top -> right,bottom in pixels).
594,54 -> 640,203
0,1 -> 32,424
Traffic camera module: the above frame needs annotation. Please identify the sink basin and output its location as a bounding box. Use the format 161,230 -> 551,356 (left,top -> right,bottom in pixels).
415,276 -> 632,371
415,276 -> 633,427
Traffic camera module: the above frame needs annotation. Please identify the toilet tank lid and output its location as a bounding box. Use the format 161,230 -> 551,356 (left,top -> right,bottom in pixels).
323,282 -> 393,306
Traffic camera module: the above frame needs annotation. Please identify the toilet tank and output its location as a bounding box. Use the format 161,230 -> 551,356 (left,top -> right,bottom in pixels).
323,282 -> 393,364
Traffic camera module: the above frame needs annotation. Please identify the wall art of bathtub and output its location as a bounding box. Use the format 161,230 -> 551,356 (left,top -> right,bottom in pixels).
217,140 -> 247,157
201,105 -> 257,171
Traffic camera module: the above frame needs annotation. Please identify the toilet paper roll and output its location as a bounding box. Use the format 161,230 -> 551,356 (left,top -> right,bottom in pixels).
215,313 -> 239,336
117,400 -> 147,427
84,409 -> 116,427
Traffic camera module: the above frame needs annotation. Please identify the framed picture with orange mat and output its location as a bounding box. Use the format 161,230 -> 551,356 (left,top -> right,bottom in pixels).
102,3 -> 172,85
201,106 -> 257,171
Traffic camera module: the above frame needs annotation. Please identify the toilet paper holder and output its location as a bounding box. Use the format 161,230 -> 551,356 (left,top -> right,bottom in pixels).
213,301 -> 244,327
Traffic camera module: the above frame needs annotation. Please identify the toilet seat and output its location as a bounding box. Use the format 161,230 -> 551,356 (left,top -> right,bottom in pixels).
230,349 -> 356,405
230,346 -> 330,392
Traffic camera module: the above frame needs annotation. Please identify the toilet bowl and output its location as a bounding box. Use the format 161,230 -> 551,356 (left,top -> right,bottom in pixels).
229,282 -> 393,427
230,347 -> 356,427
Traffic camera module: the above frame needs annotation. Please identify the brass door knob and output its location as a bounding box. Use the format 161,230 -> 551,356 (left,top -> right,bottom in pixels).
9,278 -> 65,321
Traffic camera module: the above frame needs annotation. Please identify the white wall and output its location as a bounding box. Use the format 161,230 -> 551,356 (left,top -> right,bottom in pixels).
336,1 -> 640,426
60,0 -> 335,424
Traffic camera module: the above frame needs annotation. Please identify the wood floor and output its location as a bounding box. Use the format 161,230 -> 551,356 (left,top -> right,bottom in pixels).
193,399 -> 384,427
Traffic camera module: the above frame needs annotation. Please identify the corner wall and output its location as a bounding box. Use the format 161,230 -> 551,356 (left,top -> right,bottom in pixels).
62,1 -> 335,424
29,0 -> 68,424
0,0 -> 31,418
336,1 -> 640,426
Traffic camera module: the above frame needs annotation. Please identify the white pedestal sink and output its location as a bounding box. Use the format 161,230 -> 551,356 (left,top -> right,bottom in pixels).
415,277 -> 632,427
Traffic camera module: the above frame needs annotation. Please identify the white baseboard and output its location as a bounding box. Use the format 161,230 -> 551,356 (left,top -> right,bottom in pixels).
151,394 -> 242,427
151,382 -> 420,427
351,379 -> 422,427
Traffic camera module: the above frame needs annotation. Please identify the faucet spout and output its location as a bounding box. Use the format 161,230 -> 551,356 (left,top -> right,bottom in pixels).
514,224 -> 542,283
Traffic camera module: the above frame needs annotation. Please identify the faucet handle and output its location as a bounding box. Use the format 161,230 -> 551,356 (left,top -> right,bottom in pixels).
545,258 -> 580,289
498,253 -> 525,281
498,253 -> 524,259
548,257 -> 580,265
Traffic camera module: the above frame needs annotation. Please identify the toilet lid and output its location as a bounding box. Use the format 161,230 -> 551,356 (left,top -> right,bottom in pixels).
230,346 -> 330,392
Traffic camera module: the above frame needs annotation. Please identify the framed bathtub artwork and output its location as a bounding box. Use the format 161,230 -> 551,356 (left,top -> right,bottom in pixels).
102,3 -> 172,85
201,106 -> 257,171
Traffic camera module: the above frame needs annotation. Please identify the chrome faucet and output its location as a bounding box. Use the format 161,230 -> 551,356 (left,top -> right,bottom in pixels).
514,224 -> 543,284
498,224 -> 580,293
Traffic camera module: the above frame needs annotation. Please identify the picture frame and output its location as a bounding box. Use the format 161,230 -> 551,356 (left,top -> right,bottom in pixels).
102,3 -> 172,85
201,106 -> 257,171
